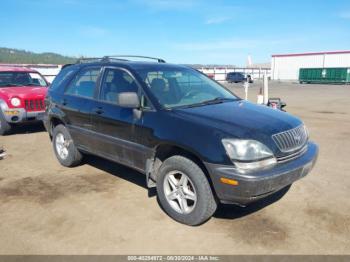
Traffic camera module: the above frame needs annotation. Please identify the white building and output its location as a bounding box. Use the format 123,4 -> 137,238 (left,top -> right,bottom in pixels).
271,51 -> 350,80
199,67 -> 271,82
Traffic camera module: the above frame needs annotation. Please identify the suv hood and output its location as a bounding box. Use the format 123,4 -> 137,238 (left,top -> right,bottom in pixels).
0,86 -> 47,99
173,100 -> 302,141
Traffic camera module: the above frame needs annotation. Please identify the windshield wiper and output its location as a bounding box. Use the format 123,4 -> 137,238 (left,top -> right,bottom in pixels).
188,97 -> 237,107
200,97 -> 233,105
173,97 -> 237,109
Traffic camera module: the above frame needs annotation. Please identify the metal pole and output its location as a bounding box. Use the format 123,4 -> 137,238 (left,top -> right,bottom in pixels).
257,87 -> 264,104
263,73 -> 269,104
244,81 -> 249,100
322,53 -> 326,68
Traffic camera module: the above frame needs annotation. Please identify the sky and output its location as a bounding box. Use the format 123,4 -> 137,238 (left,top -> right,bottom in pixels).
1,0 -> 350,65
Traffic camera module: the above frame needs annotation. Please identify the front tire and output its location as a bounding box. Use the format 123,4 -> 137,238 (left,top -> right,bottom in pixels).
0,112 -> 11,136
156,155 -> 217,226
52,124 -> 82,167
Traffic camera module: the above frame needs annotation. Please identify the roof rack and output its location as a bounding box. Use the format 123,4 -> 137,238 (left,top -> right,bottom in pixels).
76,57 -> 107,64
76,55 -> 166,64
77,55 -> 166,64
106,55 -> 166,63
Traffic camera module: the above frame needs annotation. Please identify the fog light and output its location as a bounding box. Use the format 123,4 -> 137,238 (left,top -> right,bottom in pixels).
220,177 -> 239,186
11,116 -> 19,122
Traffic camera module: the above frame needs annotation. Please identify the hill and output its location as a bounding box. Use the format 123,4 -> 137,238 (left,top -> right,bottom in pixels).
0,47 -> 77,64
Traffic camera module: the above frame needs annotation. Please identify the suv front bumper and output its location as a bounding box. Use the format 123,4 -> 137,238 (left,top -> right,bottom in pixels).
1,108 -> 45,123
204,142 -> 318,206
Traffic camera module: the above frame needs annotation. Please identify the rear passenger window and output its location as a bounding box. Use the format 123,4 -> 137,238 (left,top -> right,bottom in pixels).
50,66 -> 76,91
65,68 -> 100,98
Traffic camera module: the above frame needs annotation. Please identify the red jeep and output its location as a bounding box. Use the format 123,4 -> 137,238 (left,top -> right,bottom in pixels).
0,66 -> 48,135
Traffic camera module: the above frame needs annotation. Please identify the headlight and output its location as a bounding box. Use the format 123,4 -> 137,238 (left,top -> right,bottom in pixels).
10,97 -> 21,107
222,139 -> 276,170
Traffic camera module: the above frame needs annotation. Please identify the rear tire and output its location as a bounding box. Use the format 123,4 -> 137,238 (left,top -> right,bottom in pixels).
156,155 -> 217,226
0,112 -> 11,136
52,124 -> 82,167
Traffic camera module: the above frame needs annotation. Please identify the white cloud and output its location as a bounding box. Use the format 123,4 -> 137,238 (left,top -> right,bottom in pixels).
205,16 -> 232,25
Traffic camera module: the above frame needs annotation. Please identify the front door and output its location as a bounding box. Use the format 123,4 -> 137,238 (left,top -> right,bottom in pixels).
91,67 -> 146,170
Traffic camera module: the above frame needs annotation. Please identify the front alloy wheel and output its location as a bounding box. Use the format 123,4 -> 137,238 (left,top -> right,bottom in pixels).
157,155 -> 217,226
163,171 -> 197,214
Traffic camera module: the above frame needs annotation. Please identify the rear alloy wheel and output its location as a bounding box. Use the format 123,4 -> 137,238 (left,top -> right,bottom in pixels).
55,133 -> 69,160
52,124 -> 82,167
157,155 -> 217,226
0,112 -> 11,136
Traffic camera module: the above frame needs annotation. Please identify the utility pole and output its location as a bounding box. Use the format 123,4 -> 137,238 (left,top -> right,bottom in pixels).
263,73 -> 269,104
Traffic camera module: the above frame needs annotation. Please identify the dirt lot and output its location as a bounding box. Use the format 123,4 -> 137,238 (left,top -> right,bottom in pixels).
0,81 -> 349,254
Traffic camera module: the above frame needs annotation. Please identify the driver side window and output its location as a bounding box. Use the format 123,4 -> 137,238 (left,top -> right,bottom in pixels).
100,68 -> 138,104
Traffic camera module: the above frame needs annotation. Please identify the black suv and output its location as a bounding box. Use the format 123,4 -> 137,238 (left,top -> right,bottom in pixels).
44,56 -> 318,225
226,72 -> 253,83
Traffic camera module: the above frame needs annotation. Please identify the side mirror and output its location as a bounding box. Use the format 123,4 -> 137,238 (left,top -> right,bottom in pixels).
118,92 -> 140,108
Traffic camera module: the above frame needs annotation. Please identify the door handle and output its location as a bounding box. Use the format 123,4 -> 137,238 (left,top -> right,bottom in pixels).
93,107 -> 104,114
61,99 -> 67,106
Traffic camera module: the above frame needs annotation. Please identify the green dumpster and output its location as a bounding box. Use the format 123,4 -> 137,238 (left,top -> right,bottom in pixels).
299,67 -> 350,84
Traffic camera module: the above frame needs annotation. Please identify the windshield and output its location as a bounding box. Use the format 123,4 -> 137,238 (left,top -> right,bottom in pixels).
136,67 -> 239,108
0,72 -> 47,88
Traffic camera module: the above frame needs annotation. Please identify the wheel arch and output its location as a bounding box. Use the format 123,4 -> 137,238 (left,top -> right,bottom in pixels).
49,116 -> 66,137
146,143 -> 217,199
0,98 -> 9,111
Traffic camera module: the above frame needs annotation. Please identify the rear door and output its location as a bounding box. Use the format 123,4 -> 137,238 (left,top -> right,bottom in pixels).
61,66 -> 102,151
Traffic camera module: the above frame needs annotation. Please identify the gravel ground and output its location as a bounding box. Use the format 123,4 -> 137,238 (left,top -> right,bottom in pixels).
0,81 -> 349,254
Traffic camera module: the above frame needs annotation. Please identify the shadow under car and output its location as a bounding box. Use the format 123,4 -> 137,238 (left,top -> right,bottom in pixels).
83,154 -> 291,220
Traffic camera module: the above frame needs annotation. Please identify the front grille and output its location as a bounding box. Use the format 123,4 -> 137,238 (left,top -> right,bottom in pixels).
277,145 -> 308,163
272,125 -> 308,153
24,99 -> 45,111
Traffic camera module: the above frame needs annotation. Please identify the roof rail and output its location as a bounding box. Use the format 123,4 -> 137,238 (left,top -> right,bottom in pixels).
103,55 -> 166,63
76,57 -> 108,64
76,55 -> 166,64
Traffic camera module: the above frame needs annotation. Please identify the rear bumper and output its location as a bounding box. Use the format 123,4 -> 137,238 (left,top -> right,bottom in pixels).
204,142 -> 318,206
